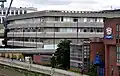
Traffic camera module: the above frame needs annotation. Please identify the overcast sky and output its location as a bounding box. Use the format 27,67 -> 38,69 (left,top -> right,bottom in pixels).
4,0 -> 120,11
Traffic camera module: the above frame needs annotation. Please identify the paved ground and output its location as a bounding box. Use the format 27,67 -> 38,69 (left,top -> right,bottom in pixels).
0,65 -> 23,76
0,65 -> 44,76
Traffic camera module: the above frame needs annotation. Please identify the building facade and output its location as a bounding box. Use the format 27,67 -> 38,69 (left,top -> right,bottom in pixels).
6,10 -> 106,48
70,41 -> 90,72
0,7 -> 37,23
5,10 -> 120,71
90,18 -> 120,76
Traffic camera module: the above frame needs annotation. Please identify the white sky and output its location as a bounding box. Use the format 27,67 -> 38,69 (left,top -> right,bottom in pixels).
4,0 -> 120,11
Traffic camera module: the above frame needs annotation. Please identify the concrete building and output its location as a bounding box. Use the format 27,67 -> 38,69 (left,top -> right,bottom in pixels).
5,10 -> 120,71
0,7 -> 37,23
70,41 -> 90,71
6,10 -> 106,48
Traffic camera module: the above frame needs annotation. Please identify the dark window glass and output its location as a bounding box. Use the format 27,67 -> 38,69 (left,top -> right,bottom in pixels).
0,11 -> 1,14
73,18 -> 78,22
11,11 -> 14,15
90,29 -> 93,32
15,10 -> 18,14
84,29 -> 87,32
3,11 -> 6,15
97,29 -> 100,32
24,10 -> 27,14
55,17 -> 60,21
20,10 -> 22,14
61,17 -> 63,21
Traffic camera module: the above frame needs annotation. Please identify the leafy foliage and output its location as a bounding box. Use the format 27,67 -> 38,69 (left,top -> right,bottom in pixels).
51,39 -> 71,70
89,64 -> 97,76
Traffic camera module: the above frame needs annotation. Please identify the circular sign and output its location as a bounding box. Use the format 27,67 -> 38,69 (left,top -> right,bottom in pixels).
106,27 -> 112,35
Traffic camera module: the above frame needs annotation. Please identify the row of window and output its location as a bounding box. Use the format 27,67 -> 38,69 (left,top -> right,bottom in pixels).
0,10 -> 27,15
9,27 -> 103,33
9,38 -> 90,44
10,17 -> 103,24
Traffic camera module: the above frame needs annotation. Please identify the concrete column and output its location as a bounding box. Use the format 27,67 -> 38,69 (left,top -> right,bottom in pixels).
9,10 -> 11,15
0,17 -> 2,23
18,10 -> 20,15
14,10 -> 16,15
1,10 -> 3,15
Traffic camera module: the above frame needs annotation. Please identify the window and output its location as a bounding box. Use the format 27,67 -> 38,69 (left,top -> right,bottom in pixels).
117,46 -> 120,63
24,10 -> 27,14
0,11 -> 1,14
116,24 -> 120,32
11,10 -> 14,15
90,29 -> 93,32
73,18 -> 78,22
3,11 -> 6,15
97,29 -> 100,32
20,10 -> 22,14
116,24 -> 120,40
15,10 -> 18,15
61,17 -> 63,21
84,29 -> 87,32
55,17 -> 60,21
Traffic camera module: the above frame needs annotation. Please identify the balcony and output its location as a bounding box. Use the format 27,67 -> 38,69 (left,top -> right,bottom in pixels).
7,40 -> 43,48
7,32 -> 104,38
7,21 -> 104,28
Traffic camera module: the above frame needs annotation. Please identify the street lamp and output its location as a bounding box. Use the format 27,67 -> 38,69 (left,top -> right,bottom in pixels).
51,54 -> 55,75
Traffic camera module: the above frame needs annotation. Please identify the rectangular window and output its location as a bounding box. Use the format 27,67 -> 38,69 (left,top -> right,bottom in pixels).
0,11 -> 1,14
73,18 -> 78,22
55,17 -> 60,21
20,10 -> 22,14
61,17 -> 63,21
15,10 -> 18,15
116,24 -> 120,41
116,24 -> 119,32
117,46 -> 120,63
3,11 -> 6,15
24,10 -> 27,14
11,10 -> 14,15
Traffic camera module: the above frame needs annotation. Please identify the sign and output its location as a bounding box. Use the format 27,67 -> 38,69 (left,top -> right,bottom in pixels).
104,27 -> 113,39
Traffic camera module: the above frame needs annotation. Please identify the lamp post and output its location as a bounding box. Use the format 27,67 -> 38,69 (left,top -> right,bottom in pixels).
51,54 -> 55,76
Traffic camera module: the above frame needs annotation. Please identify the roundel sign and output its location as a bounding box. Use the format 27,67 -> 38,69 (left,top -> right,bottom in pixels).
106,27 -> 112,35
105,27 -> 113,39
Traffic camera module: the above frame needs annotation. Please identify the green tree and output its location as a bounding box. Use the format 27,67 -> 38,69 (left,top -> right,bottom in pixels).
89,64 -> 97,76
51,39 -> 71,70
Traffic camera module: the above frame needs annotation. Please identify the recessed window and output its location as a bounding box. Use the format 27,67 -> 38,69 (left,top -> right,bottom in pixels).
61,17 -> 63,21
0,11 -> 1,14
73,18 -> 78,22
117,46 -> 120,63
24,10 -> 27,14
3,11 -> 6,15
20,10 -> 22,14
55,17 -> 60,21
11,10 -> 14,15
90,29 -> 93,32
15,10 -> 18,15
84,29 -> 87,32
97,29 -> 100,32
